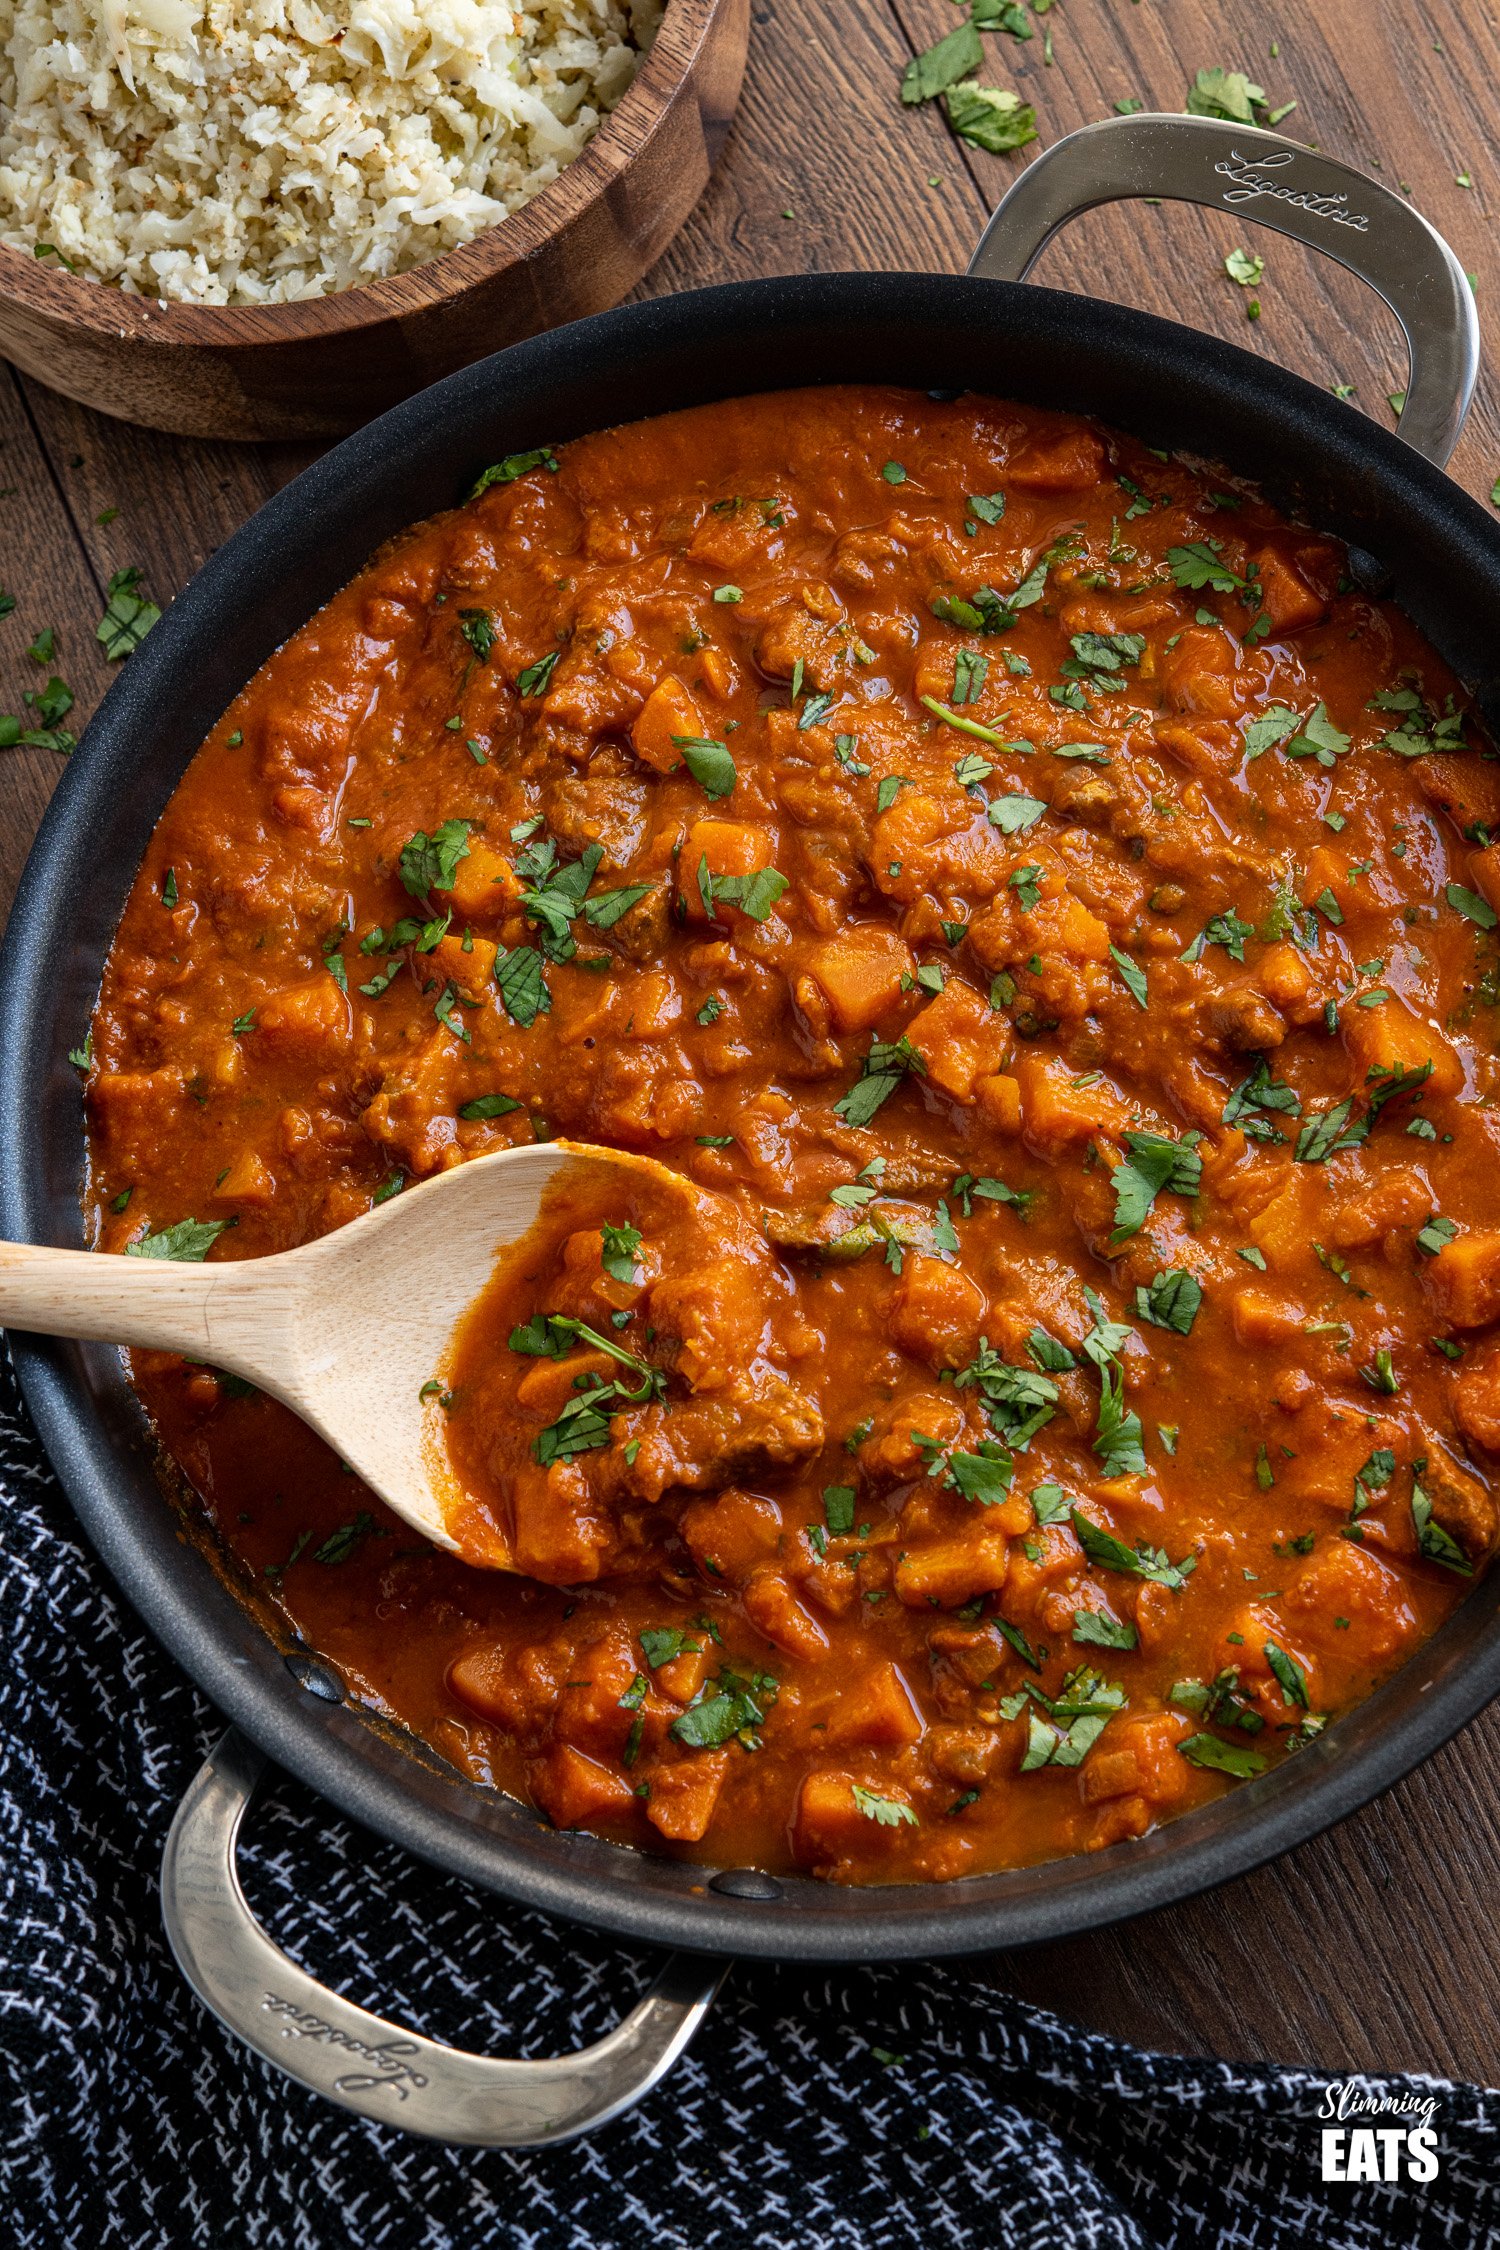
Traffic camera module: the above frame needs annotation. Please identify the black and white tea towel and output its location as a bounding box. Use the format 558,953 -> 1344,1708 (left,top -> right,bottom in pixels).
3,1348 -> 1496,2250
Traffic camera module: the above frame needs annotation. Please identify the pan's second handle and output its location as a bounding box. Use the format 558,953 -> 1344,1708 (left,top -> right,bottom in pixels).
161,1730 -> 727,2146
968,113 -> 1479,469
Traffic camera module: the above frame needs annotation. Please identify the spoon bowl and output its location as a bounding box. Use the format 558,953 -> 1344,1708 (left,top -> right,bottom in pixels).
0,1141 -> 676,1568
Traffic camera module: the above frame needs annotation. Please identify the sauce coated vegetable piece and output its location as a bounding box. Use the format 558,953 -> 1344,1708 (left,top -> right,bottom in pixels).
84,385 -> 1500,1885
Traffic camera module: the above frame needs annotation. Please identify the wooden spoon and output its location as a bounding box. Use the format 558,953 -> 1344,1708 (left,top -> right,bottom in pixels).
0,1141 -> 679,1570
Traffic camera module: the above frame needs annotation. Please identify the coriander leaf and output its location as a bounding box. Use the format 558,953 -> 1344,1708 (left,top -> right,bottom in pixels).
823,1484 -> 856,1535
1285,703 -> 1351,767
532,1381 -> 619,1466
1264,1639 -> 1309,1709
1243,706 -> 1300,759
1092,1362 -> 1149,1478
834,1034 -> 925,1126
1073,1508 -> 1194,1588
675,735 -> 737,800
949,1447 -> 1015,1505
1133,1268 -> 1203,1335
1412,1481 -> 1473,1574
1295,1096 -> 1363,1164
995,1617 -> 1043,1669
945,83 -> 1038,154
851,1784 -> 918,1827
900,18 -> 983,102
670,1666 -> 778,1748
1178,1732 -> 1267,1778
399,818 -> 471,901
494,944 -> 551,1027
1417,1212 -> 1458,1257
1109,944 -> 1148,1009
1073,1609 -> 1139,1650
600,1221 -> 643,1284
458,608 -> 496,661
1185,67 -> 1268,125
459,1093 -> 521,1120
1223,1056 -> 1301,1141
1069,631 -> 1145,674
990,793 -> 1047,835
470,447 -> 559,498
1180,909 -> 1255,965
640,1627 -> 702,1669
967,490 -> 1007,524
516,649 -> 559,698
1167,541 -> 1244,594
96,566 -> 160,660
125,1217 -> 227,1262
584,881 -> 653,929
1446,881 -> 1498,930
1109,1129 -> 1202,1246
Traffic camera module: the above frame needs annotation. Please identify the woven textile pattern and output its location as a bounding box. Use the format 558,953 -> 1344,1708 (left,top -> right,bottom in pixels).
2,1346 -> 1496,2250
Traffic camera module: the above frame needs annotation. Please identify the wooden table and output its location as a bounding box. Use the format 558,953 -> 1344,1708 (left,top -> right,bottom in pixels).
3,0 -> 1497,2086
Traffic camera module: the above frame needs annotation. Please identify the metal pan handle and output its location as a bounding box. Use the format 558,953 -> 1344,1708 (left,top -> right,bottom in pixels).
967,112 -> 1479,468
160,1729 -> 727,2146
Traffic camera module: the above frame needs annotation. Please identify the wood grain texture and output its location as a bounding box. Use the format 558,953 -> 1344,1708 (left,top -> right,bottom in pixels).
2,0 -> 1499,2083
0,0 -> 747,439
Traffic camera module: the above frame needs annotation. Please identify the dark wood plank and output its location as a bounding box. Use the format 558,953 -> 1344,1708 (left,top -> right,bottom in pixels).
2,0 -> 1500,2089
0,364 -> 114,909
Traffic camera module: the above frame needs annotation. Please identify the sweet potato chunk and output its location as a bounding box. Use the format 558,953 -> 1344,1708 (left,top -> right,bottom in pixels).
429,931 -> 498,998
528,1744 -> 637,1829
645,1753 -> 728,1842
1278,1538 -> 1417,1667
1006,428 -> 1105,491
212,1151 -> 275,1206
510,1460 -> 615,1585
804,924 -> 912,1032
257,976 -> 351,1053
825,1661 -> 924,1748
793,1770 -> 898,1863
1249,544 -> 1328,633
1454,1339 -> 1500,1453
1326,1168 -> 1431,1250
681,818 -> 776,921
1341,994 -> 1462,1101
679,1488 -> 783,1583
631,675 -> 707,774
1014,1054 -> 1134,1152
1080,1714 -> 1193,1807
1422,1230 -> 1500,1329
742,1567 -> 829,1661
895,1530 -> 1010,1609
448,838 -> 521,920
903,978 -> 1007,1103
888,1254 -> 987,1370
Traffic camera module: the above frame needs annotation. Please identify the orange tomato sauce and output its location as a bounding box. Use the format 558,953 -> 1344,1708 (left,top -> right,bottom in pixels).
84,385 -> 1500,1883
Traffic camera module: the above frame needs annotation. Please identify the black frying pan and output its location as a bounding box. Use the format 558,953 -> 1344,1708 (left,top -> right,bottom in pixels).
3,115 -> 1497,2143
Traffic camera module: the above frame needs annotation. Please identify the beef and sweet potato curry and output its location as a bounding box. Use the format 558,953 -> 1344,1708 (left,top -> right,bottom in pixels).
84,386 -> 1500,1883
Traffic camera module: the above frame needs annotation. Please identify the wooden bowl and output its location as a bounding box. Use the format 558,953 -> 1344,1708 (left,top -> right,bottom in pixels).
0,0 -> 747,442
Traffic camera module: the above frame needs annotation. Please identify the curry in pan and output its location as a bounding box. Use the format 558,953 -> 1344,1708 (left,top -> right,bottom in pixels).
83,387 -> 1500,1882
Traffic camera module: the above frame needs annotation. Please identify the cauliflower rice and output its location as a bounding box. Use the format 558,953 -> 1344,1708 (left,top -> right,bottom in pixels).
0,0 -> 662,304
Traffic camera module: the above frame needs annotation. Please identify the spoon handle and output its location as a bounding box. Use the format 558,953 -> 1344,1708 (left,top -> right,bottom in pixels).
0,1239 -> 289,1382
